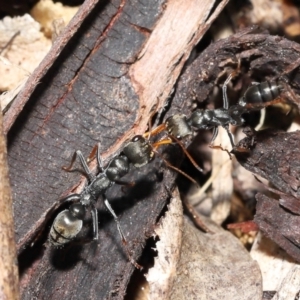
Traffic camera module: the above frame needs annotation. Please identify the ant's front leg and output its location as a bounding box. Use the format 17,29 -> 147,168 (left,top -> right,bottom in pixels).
88,143 -> 105,172
63,150 -> 94,182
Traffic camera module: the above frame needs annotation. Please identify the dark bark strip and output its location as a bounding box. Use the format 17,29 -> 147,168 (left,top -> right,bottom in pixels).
11,0 -> 226,299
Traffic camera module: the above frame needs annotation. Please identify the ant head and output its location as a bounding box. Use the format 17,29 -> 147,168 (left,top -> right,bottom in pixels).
123,135 -> 154,168
165,114 -> 192,139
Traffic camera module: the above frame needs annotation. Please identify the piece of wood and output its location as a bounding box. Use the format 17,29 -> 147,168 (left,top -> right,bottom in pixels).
0,108 -> 19,299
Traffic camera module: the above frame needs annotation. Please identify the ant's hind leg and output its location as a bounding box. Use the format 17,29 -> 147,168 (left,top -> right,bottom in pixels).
91,204 -> 99,241
103,197 -> 142,269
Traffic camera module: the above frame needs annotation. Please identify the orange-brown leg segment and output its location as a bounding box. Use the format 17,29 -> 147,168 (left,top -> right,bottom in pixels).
209,144 -> 232,160
143,123 -> 167,139
170,135 -> 203,173
154,150 -> 199,187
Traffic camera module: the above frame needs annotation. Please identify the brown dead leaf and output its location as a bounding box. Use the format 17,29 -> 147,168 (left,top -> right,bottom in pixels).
251,233 -> 297,293
169,217 -> 262,300
0,14 -> 51,92
147,189 -> 184,300
147,190 -> 262,300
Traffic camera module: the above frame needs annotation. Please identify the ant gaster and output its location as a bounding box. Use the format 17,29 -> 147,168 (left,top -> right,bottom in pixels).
49,146 -> 141,268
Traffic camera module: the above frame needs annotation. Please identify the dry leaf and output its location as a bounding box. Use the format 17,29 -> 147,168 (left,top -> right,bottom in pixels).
147,190 -> 262,300
169,217 -> 262,300
147,189 -> 184,300
0,14 -> 51,91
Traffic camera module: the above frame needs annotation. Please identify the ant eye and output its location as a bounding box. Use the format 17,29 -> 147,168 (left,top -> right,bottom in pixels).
132,135 -> 142,142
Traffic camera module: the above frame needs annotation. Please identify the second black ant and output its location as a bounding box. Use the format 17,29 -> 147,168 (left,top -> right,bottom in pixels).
151,73 -> 285,151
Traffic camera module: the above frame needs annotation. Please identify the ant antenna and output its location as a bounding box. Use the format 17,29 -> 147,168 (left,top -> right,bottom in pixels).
209,144 -> 232,159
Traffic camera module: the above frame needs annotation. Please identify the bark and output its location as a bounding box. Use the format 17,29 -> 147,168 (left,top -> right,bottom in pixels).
0,108 -> 19,299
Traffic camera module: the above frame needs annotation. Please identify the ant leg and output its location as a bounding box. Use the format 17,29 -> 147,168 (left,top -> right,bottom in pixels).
222,61 -> 240,110
114,179 -> 135,187
210,126 -> 219,144
96,143 -> 105,172
88,143 -> 105,172
154,150 -> 199,186
223,124 -> 235,148
182,196 -> 214,234
222,73 -> 233,109
59,194 -> 81,203
63,150 -> 94,182
209,127 -> 232,158
209,144 -> 232,159
103,198 -> 125,241
103,198 -> 142,269
169,135 -> 203,173
90,204 -> 99,240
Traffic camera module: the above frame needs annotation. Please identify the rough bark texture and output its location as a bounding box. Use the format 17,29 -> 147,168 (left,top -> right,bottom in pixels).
170,27 -> 300,116
234,129 -> 300,262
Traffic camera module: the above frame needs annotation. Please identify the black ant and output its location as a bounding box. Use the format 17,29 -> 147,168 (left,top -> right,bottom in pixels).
160,74 -> 284,149
49,145 -> 141,268
49,131 -> 198,267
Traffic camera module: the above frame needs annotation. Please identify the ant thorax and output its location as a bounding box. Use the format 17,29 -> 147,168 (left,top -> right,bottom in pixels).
87,175 -> 112,199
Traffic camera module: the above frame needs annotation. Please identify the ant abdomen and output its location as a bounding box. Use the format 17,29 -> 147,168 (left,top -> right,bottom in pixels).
50,203 -> 85,246
239,80 -> 283,109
